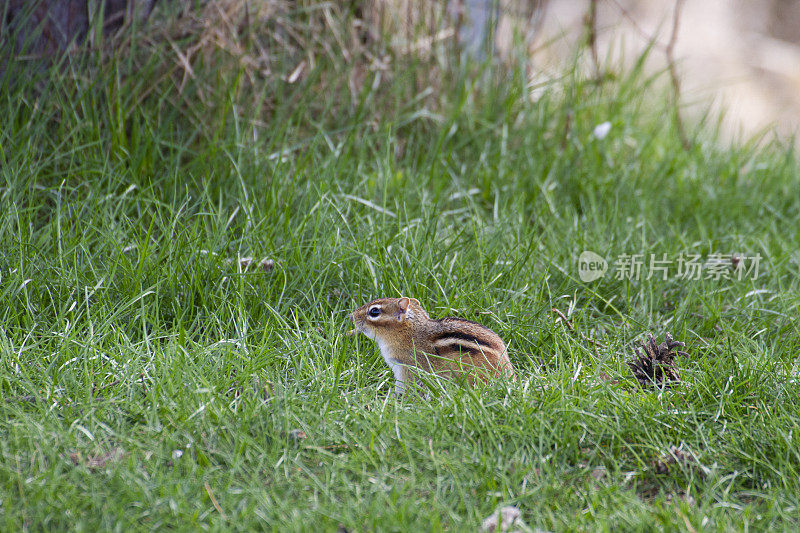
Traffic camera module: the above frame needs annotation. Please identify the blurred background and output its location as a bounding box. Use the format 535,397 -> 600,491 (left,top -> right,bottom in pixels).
535,0 -> 800,145
375,0 -> 800,145
4,0 -> 800,145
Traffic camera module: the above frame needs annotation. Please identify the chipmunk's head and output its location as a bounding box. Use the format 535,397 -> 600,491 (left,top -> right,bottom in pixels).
349,297 -> 427,342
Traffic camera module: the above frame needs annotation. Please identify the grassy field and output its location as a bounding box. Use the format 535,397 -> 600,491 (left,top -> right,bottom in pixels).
2,6 -> 800,531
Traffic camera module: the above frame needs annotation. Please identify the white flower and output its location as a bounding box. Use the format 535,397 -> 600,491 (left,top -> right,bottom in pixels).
592,121 -> 612,140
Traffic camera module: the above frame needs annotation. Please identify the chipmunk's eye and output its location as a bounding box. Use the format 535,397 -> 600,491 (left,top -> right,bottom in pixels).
368,307 -> 381,318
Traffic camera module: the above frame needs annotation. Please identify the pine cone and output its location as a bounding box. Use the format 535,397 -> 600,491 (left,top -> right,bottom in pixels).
627,333 -> 688,389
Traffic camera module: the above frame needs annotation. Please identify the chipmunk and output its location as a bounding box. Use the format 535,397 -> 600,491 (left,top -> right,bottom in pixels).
350,297 -> 515,395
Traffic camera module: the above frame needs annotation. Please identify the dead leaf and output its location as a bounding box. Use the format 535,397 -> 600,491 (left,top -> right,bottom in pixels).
285,60 -> 306,83
590,466 -> 608,482
665,492 -> 696,507
286,429 -> 307,442
229,256 -> 274,272
327,289 -> 346,301
69,447 -> 125,471
653,445 -> 709,478
257,258 -> 275,271
481,506 -> 523,533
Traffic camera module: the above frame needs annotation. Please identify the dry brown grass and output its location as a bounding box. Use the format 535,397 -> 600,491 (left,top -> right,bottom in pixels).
91,1 -> 545,130
0,0 -> 549,143
95,1 -> 452,132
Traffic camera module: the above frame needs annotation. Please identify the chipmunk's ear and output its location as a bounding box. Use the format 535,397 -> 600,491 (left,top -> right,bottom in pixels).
397,297 -> 411,321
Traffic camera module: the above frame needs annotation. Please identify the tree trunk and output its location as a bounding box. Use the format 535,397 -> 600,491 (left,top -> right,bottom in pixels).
2,0 -> 157,57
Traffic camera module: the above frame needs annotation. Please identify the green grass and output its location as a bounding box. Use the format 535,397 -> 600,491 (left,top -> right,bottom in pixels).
2,15 -> 800,532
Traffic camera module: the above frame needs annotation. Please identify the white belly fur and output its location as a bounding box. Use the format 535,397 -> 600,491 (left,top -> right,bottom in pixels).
376,338 -> 406,395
